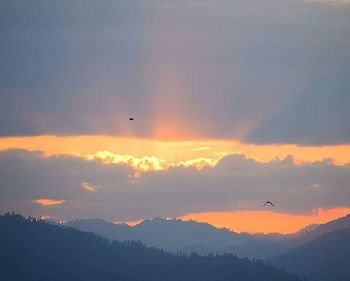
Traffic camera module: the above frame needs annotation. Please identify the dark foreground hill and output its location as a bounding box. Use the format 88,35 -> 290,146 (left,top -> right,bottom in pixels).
0,214 -> 302,281
270,228 -> 350,281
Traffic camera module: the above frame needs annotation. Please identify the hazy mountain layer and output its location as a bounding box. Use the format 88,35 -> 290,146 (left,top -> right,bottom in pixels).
68,217 -> 253,251
67,214 -> 350,259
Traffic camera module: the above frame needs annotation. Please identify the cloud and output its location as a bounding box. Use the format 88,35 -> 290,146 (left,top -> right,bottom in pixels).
88,150 -> 220,171
1,136 -> 350,166
309,183 -> 322,189
81,182 -> 99,193
35,198 -> 65,206
0,0 -> 349,145
0,149 -> 349,221
89,151 -> 166,171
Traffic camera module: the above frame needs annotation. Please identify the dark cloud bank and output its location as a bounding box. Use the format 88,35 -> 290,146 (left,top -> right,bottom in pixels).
0,149 -> 349,221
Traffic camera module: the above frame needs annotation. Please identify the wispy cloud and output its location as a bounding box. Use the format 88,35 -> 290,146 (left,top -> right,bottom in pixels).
34,198 -> 66,206
309,183 -> 322,189
81,182 -> 99,192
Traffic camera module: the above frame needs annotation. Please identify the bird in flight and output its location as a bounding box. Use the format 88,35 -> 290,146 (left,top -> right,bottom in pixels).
263,201 -> 275,207
129,117 -> 134,121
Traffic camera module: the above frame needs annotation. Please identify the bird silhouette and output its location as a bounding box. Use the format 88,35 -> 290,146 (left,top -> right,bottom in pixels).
129,117 -> 134,121
263,201 -> 275,207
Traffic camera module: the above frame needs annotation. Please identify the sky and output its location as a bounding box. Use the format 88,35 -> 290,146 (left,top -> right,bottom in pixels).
1,0 -> 350,233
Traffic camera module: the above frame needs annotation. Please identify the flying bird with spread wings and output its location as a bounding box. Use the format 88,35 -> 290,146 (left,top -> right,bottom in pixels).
263,201 -> 275,207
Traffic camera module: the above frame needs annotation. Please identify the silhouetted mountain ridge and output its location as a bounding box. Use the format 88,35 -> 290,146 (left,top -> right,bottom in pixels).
67,213 -> 350,259
270,228 -> 350,281
232,213 -> 350,258
290,213 -> 350,243
68,217 -> 254,252
0,213 -> 302,281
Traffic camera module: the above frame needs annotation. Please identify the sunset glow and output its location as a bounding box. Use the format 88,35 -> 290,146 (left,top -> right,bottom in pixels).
1,136 -> 349,172
1,0 -> 350,239
2,135 -> 349,232
181,208 -> 350,234
35,199 -> 66,206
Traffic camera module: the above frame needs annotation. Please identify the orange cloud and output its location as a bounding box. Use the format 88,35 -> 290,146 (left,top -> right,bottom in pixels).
169,157 -> 219,169
0,135 -> 349,172
88,150 -> 221,171
34,198 -> 66,206
181,207 -> 350,234
89,151 -> 166,171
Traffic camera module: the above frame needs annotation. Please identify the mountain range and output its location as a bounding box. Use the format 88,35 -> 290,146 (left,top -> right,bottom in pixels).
66,213 -> 350,259
0,213 -> 302,281
3,213 -> 350,281
68,217 -> 253,253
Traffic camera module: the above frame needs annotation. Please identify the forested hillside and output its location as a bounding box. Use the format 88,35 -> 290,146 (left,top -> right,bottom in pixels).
0,214 -> 302,281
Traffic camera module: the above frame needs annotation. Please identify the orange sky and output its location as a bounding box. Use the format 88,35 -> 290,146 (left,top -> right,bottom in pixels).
1,135 -> 350,171
179,208 -> 350,234
2,135 -> 350,233
122,208 -> 350,234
